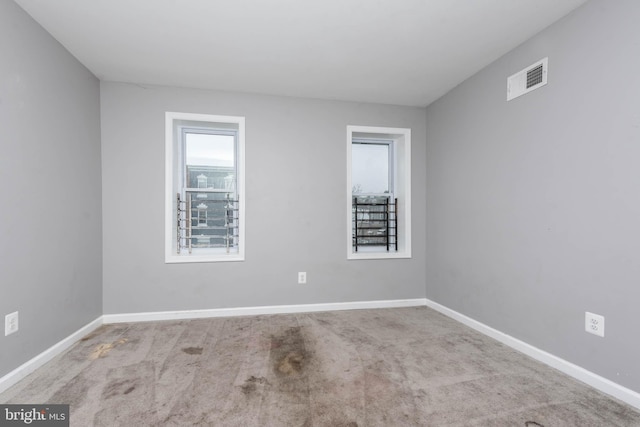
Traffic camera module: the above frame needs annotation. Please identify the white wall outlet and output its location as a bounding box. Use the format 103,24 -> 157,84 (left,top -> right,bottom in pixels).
298,272 -> 307,284
585,311 -> 604,337
5,311 -> 19,336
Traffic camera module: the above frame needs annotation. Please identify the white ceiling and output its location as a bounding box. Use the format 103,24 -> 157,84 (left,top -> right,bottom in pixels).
15,0 -> 588,107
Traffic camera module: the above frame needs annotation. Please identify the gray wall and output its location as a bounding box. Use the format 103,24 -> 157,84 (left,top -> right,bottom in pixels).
0,0 -> 102,378
100,83 -> 426,314
426,0 -> 640,393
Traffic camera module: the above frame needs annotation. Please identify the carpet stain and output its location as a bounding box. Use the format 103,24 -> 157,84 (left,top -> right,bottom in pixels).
89,338 -> 128,360
80,325 -> 110,341
270,326 -> 310,378
278,352 -> 304,375
182,347 -> 203,355
241,376 -> 269,395
103,379 -> 135,399
525,422 -> 544,427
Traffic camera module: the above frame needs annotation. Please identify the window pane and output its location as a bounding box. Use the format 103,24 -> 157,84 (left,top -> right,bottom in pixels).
185,133 -> 235,190
352,143 -> 389,194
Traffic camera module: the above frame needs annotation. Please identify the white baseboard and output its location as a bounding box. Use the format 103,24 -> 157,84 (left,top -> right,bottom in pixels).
0,317 -> 103,395
102,298 -> 428,324
424,298 -> 640,411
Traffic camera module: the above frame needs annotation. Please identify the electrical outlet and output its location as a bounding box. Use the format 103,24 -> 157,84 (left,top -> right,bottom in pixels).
298,272 -> 307,284
585,312 -> 604,337
5,311 -> 19,336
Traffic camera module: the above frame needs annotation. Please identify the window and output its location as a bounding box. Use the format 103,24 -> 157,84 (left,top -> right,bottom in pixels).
347,126 -> 411,260
165,112 -> 245,263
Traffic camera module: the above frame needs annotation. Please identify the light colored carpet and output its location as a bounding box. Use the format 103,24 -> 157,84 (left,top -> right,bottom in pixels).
1,307 -> 639,426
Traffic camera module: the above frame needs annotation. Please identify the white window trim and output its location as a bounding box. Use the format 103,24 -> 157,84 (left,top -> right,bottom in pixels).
165,112 -> 245,263
347,125 -> 411,260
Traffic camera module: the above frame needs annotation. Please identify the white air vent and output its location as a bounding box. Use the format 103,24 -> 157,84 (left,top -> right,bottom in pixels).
507,57 -> 548,101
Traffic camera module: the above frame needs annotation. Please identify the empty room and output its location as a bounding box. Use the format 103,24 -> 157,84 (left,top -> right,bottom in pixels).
1,0 -> 639,425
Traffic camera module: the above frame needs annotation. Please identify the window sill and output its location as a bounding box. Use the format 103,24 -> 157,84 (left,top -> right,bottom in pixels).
165,252 -> 244,264
347,250 -> 411,260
